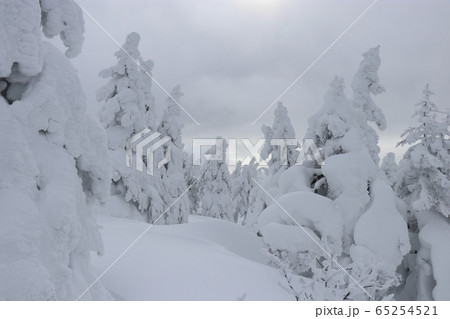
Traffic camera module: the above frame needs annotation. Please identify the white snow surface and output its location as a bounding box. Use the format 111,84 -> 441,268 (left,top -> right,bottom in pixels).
321,150 -> 377,244
0,0 -> 44,77
259,190 -> 344,256
417,214 -> 450,300
0,0 -> 84,78
92,214 -> 294,300
353,178 -> 411,272
278,166 -> 314,194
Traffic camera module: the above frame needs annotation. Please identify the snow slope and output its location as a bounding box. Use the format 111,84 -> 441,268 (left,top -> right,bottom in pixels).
91,215 -> 294,300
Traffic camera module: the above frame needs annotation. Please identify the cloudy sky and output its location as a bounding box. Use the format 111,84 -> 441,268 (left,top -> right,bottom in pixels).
65,0 -> 449,161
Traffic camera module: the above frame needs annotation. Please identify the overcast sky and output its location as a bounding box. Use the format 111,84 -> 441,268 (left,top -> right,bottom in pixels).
66,0 -> 450,161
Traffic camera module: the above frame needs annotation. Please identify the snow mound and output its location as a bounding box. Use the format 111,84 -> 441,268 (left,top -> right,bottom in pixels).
278,166 -> 314,194
259,191 -> 343,255
0,0 -> 44,77
0,0 -> 84,78
322,150 -> 378,242
322,150 -> 377,201
262,223 -> 324,257
40,0 -> 85,58
92,215 -> 294,300
418,217 -> 450,300
353,178 -> 410,271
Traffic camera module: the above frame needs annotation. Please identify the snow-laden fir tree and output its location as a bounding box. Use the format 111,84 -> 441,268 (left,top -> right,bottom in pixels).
198,138 -> 236,222
396,85 -> 450,300
247,179 -> 269,228
396,85 -> 450,217
351,45 -> 386,164
97,32 -> 168,224
252,102 -> 299,229
156,85 -> 190,224
259,47 -> 410,301
380,152 -> 399,188
184,152 -> 201,214
231,161 -> 243,223
232,159 -> 259,225
306,76 -> 356,160
261,102 -> 299,176
232,161 -> 243,180
0,0 -> 111,300
97,32 -> 156,149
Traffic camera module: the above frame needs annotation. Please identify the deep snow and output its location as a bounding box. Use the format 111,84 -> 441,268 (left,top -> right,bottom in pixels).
91,214 -> 295,301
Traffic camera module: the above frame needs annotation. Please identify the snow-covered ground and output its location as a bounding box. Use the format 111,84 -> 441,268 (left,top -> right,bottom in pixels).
92,214 -> 294,300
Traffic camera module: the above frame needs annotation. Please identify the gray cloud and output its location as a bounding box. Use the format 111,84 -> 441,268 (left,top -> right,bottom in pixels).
65,0 -> 450,161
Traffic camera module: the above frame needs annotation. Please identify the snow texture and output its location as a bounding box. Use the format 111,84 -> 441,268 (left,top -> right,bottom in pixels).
0,0 -> 110,300
92,214 -> 294,300
353,178 -> 411,272
417,215 -> 450,300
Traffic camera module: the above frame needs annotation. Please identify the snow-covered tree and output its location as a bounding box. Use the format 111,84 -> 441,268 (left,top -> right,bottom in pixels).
307,46 -> 388,165
156,85 -> 190,224
380,152 -> 399,188
396,85 -> 450,300
232,161 -> 243,180
261,102 -> 299,176
306,76 -> 355,161
351,45 -> 387,164
352,46 -> 386,129
0,0 -> 111,300
252,102 -> 299,228
259,47 -> 410,301
396,85 -> 450,218
232,159 -> 258,224
184,152 -> 201,214
198,139 -> 236,222
97,32 -> 156,149
97,32 -> 168,224
246,173 -> 269,229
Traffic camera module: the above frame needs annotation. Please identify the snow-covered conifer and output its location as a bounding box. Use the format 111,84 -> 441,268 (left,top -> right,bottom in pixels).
198,139 -> 236,222
396,85 -> 450,300
0,0 -> 111,300
351,46 -> 386,163
380,152 -> 399,188
232,159 -> 258,224
247,180 -> 268,228
351,46 -> 386,129
156,85 -> 190,224
97,32 -> 156,149
306,76 -> 354,160
184,152 -> 201,214
396,85 -> 450,218
259,47 -> 409,300
261,102 -> 299,176
97,32 -> 166,223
